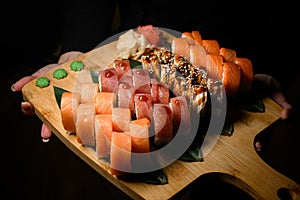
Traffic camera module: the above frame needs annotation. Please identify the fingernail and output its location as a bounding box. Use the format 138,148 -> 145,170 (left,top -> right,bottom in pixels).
11,84 -> 16,92
42,138 -> 50,143
21,102 -> 31,111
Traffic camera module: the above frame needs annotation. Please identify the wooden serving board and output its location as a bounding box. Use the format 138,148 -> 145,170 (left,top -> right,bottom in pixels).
22,41 -> 300,200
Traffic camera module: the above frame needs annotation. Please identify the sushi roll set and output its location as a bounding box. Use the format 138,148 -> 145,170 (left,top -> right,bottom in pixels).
59,25 -> 254,175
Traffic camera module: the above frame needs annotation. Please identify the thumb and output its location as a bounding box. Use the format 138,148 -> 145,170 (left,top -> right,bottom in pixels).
41,123 -> 52,142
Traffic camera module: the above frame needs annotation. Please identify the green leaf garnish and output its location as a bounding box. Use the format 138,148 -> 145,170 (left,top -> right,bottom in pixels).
117,169 -> 168,185
129,59 -> 143,69
239,99 -> 265,112
90,70 -> 99,83
179,145 -> 204,162
221,121 -> 234,136
53,86 -> 69,109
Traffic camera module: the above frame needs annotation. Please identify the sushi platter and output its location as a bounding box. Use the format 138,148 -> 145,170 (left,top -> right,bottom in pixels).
22,32 -> 300,199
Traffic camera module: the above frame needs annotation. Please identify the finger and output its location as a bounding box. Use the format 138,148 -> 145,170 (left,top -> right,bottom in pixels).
31,63 -> 59,77
21,101 -> 35,116
280,104 -> 293,120
11,63 -> 59,92
41,123 -> 52,142
58,51 -> 83,64
11,76 -> 36,92
255,141 -> 262,152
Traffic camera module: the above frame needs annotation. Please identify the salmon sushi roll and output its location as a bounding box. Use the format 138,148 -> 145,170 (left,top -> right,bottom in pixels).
169,96 -> 191,136
113,59 -> 131,79
60,91 -> 81,133
95,92 -> 116,114
110,131 -> 132,175
76,103 -> 96,147
129,118 -> 151,153
95,114 -> 113,158
134,93 -> 153,121
118,70 -> 133,87
153,103 -> 173,146
150,78 -> 169,104
99,68 -> 119,93
132,68 -> 151,94
112,107 -> 131,132
80,82 -> 99,104
118,83 -> 135,114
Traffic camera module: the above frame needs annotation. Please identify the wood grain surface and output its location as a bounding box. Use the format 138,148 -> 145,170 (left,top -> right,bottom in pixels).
22,41 -> 300,200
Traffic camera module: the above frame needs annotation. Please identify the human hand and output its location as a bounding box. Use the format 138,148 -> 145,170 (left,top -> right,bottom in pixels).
253,74 -> 293,152
11,51 -> 83,142
253,74 -> 293,120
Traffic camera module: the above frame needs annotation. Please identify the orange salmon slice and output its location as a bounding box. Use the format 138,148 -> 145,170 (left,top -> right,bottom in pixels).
234,57 -> 253,92
95,92 -> 116,114
172,37 -> 190,60
112,107 -> 131,132
76,103 -> 96,147
191,30 -> 203,45
61,91 -> 81,133
110,132 -> 132,175
189,43 -> 207,68
222,62 -> 241,98
80,82 -> 99,104
206,54 -> 224,80
129,118 -> 150,153
202,40 -> 220,55
219,47 -> 237,63
95,114 -> 113,158
182,32 -> 196,45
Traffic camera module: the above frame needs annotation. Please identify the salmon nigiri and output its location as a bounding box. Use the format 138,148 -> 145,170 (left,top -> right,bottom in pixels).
189,43 -> 207,68
222,62 -> 241,98
219,47 -> 237,63
181,32 -> 196,45
191,30 -> 203,45
171,37 -> 190,60
202,39 -> 220,55
206,54 -> 224,80
234,57 -> 254,92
